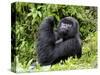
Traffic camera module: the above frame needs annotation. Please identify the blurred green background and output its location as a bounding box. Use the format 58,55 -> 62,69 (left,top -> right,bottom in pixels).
11,2 -> 97,72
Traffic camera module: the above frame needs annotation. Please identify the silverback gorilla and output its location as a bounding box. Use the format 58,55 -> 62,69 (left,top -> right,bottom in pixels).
37,16 -> 82,66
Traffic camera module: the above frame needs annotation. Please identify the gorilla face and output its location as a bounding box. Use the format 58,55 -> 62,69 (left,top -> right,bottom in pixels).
59,22 -> 72,34
58,17 -> 79,39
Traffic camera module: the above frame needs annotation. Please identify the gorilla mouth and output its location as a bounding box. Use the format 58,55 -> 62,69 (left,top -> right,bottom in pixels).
59,32 -> 68,38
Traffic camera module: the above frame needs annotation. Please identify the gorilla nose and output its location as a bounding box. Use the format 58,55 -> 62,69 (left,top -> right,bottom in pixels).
60,28 -> 68,33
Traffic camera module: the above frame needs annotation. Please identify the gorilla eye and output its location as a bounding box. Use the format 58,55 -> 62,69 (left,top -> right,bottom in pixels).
61,23 -> 72,28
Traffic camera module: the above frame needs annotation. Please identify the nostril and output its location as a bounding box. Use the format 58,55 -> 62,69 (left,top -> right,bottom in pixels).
66,29 -> 69,32
61,28 -> 66,31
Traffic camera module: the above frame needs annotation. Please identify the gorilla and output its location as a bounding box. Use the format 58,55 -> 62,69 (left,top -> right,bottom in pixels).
37,16 -> 82,66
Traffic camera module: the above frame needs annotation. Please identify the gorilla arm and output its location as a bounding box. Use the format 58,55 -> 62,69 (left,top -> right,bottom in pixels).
54,37 -> 82,61
37,16 -> 56,65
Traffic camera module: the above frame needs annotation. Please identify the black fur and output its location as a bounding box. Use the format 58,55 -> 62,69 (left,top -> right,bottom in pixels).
37,16 -> 82,66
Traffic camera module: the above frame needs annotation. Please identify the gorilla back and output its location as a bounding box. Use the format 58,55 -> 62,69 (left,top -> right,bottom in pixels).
37,16 -> 82,66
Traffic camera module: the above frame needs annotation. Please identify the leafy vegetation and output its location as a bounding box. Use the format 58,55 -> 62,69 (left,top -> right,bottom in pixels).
11,2 -> 97,72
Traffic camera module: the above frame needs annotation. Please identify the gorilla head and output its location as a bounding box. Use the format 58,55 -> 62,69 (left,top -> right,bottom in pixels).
57,17 -> 79,40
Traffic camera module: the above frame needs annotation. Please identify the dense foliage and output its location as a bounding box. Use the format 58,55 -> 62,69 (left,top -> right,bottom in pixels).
11,2 -> 97,72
